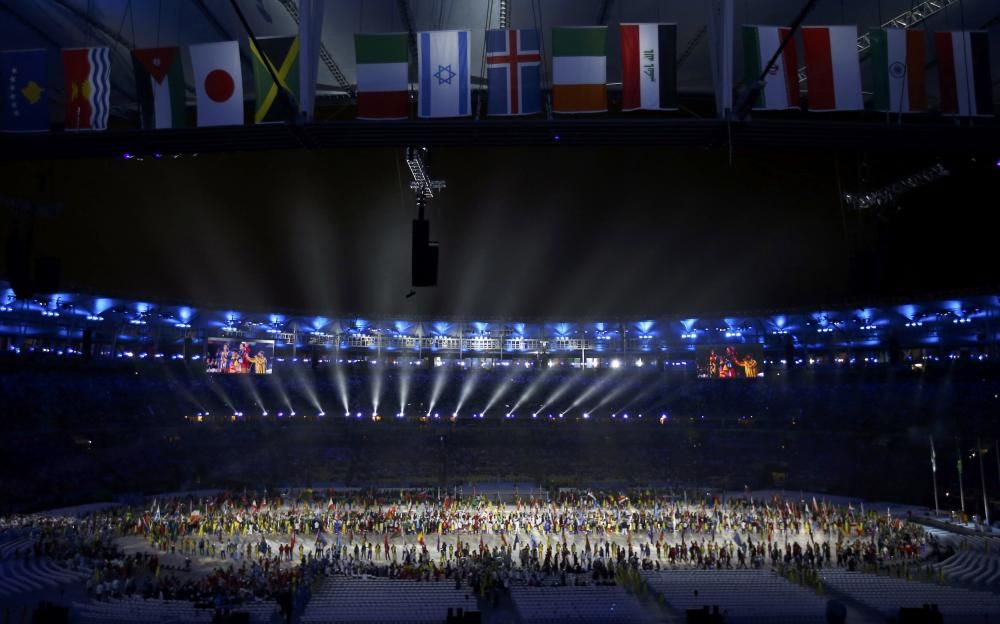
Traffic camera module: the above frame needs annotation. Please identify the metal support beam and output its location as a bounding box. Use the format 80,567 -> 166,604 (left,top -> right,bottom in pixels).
498,0 -> 511,30
798,0 -> 961,84
278,0 -> 354,97
677,26 -> 708,69
397,0 -> 419,65
597,0 -> 615,26
191,0 -> 253,71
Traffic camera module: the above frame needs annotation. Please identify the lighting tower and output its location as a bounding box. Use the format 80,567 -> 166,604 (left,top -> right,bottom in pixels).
405,147 -> 446,287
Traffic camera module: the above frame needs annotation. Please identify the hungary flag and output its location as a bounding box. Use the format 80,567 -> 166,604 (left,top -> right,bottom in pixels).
250,36 -> 300,124
742,26 -> 799,110
354,33 -> 409,120
620,23 -> 677,111
934,31 -> 993,117
552,26 -> 607,113
869,29 -> 927,113
801,26 -> 863,111
133,47 -> 186,129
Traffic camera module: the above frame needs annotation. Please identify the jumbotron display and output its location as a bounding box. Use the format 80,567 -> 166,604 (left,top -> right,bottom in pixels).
206,338 -> 273,374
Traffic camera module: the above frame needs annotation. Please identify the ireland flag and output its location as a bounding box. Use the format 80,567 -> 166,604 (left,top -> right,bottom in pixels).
417,30 -> 471,118
552,26 -> 607,113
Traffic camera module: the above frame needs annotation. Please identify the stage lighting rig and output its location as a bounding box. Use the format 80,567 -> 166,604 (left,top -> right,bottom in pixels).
405,147 -> 446,288
842,163 -> 948,212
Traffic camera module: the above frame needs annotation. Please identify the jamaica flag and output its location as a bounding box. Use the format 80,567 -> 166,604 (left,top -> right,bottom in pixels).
250,36 -> 300,123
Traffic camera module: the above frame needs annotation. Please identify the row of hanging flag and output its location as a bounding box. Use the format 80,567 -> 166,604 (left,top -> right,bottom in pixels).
0,25 -> 994,133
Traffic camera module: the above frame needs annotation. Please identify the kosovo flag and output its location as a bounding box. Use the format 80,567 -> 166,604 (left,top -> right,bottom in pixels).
1,49 -> 49,132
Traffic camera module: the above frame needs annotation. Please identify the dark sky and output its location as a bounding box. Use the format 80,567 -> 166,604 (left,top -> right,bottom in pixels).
1,145 -> 996,319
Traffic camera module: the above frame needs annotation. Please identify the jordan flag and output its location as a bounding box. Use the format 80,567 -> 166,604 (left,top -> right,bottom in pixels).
133,47 -> 186,129
63,47 -> 110,130
741,26 -> 799,110
868,29 -> 927,113
934,31 -> 993,117
250,36 -> 300,124
801,26 -> 863,111
190,41 -> 244,127
620,23 -> 677,111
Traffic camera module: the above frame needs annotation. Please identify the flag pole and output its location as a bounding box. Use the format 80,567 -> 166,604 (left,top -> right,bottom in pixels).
978,438 -> 989,527
930,436 -> 940,517
958,441 -> 966,515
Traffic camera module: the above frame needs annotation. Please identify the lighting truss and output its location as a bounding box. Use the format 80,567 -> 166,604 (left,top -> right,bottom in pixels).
797,0 -> 960,83
843,163 -> 949,211
405,147 -> 446,199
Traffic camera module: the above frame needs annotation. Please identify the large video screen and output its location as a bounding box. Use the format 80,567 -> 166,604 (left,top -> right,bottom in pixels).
696,345 -> 762,379
207,338 -> 274,374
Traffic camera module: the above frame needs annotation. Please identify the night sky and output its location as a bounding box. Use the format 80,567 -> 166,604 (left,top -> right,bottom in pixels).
1,145 -> 997,320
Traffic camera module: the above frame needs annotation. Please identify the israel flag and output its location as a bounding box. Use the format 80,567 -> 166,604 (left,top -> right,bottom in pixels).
417,30 -> 471,118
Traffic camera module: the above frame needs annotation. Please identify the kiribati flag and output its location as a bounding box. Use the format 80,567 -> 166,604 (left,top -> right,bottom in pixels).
486,29 -> 542,116
63,47 -> 111,130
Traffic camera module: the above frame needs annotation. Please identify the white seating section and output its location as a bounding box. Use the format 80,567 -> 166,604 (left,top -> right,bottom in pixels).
510,585 -> 650,623
302,577 -> 478,623
73,597 -> 279,623
0,557 -> 87,597
819,569 -> 1000,623
936,550 -> 1000,589
642,569 -> 829,624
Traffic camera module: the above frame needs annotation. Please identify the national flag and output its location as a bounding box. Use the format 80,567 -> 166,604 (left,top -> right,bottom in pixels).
620,23 -> 677,111
801,26 -> 863,111
552,26 -> 607,113
63,47 -> 110,130
190,41 -> 244,127
132,47 -> 186,129
0,49 -> 48,132
868,29 -> 927,113
354,33 -> 409,119
741,25 -> 799,110
485,28 -> 542,116
934,31 -> 994,117
250,35 -> 300,123
417,30 -> 471,118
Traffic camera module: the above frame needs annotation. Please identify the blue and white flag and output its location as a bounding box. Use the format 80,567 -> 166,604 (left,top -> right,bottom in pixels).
417,30 -> 471,118
1,49 -> 48,132
486,29 -> 542,116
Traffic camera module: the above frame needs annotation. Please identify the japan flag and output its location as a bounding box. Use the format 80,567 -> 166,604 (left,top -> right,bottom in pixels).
190,41 -> 244,126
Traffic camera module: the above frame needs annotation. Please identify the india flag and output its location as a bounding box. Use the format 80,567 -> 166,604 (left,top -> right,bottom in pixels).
417,30 -> 471,118
742,25 -> 799,110
869,29 -> 927,113
934,31 -> 993,117
552,26 -> 607,113
801,26 -> 863,111
355,33 -> 409,120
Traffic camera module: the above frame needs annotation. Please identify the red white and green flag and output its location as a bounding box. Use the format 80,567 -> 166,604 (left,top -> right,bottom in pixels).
354,33 -> 409,120
620,23 -> 677,111
868,29 -> 927,113
133,47 -> 187,129
801,26 -> 863,111
741,25 -> 799,110
552,26 -> 607,113
934,31 -> 993,117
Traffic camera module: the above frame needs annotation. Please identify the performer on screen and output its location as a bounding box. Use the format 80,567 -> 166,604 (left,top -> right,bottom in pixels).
736,353 -> 758,378
708,350 -> 719,378
218,344 -> 230,373
252,351 -> 268,374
